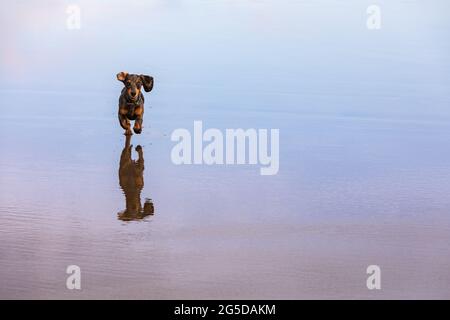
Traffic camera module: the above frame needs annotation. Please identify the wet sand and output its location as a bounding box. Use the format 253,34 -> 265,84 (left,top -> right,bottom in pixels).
1,1 -> 450,299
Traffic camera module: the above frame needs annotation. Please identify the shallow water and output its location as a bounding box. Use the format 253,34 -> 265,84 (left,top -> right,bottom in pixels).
1,0 -> 450,299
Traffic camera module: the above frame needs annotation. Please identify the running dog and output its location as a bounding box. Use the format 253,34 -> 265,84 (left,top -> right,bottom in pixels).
116,72 -> 154,135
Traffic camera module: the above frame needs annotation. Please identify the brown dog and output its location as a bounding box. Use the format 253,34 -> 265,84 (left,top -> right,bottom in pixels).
117,72 -> 154,135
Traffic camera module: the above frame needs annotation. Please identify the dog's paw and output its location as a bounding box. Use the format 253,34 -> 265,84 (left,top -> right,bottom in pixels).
124,129 -> 133,136
133,127 -> 142,134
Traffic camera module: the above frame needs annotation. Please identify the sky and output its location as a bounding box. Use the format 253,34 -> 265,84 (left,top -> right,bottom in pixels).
0,1 -> 447,86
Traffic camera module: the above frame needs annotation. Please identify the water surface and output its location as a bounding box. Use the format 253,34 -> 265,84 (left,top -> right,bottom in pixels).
1,0 -> 450,299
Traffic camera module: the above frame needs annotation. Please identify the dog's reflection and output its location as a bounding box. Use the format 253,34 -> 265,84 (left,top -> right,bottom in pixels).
118,135 -> 154,221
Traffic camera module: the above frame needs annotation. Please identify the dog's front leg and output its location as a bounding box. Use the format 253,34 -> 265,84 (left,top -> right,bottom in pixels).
118,109 -> 132,135
133,105 -> 144,134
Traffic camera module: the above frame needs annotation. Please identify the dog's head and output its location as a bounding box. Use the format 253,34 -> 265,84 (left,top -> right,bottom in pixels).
117,72 -> 154,101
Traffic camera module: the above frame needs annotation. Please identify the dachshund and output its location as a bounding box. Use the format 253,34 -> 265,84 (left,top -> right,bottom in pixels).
116,72 -> 154,135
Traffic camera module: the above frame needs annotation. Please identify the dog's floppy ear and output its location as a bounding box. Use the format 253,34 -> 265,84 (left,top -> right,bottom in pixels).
140,75 -> 154,92
116,71 -> 128,82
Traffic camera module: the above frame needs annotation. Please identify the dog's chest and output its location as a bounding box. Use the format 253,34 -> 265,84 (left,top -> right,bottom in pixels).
126,103 -> 138,120
120,93 -> 144,120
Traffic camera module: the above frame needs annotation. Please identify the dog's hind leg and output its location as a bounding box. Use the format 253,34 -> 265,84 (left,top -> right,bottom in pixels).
118,112 -> 132,135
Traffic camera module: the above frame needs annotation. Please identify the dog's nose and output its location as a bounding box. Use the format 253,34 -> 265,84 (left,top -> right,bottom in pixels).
131,91 -> 137,97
